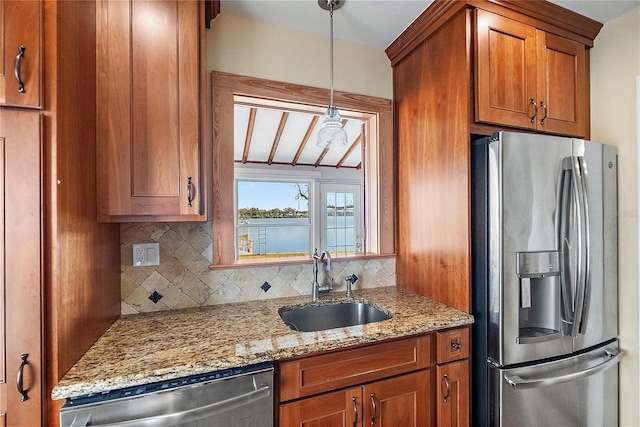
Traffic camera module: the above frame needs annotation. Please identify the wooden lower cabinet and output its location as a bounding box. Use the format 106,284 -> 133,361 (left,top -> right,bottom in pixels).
280,386 -> 360,427
280,370 -> 430,427
436,360 -> 470,427
435,327 -> 471,427
1,109 -> 43,427
365,370 -> 431,426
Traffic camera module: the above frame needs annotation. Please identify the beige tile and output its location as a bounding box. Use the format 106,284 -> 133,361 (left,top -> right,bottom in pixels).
119,222 -> 396,313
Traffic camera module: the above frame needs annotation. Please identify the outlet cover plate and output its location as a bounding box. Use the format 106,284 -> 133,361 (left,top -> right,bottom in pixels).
133,243 -> 160,267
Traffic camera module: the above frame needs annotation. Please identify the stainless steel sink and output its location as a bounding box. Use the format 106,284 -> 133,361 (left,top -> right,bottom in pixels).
279,302 -> 392,332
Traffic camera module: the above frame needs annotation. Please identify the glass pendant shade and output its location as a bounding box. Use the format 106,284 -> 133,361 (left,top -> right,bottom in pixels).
316,0 -> 347,149
317,106 -> 348,149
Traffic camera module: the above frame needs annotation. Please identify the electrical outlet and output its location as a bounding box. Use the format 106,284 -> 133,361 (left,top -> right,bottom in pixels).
132,243 -> 160,267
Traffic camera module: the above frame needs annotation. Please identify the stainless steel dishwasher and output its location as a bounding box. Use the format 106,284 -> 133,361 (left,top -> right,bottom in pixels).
60,362 -> 273,427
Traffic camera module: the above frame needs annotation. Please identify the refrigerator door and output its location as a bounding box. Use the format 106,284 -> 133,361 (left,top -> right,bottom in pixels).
488,132 -> 573,366
570,140 -> 618,352
488,343 -> 620,427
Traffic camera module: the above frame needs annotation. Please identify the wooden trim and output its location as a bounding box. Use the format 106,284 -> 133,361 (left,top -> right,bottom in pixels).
386,0 -> 467,67
204,0 -> 219,29
211,71 -> 394,267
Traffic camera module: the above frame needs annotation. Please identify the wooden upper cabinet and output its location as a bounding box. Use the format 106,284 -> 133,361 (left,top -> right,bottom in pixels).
535,30 -> 587,136
1,0 -> 42,108
475,9 -> 537,130
475,9 -> 588,138
97,0 -> 205,222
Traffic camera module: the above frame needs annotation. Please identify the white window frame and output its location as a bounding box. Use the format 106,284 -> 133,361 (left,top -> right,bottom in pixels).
317,183 -> 363,256
234,166 -> 362,260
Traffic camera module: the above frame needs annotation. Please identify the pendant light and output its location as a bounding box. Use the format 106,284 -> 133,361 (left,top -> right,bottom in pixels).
316,0 -> 348,149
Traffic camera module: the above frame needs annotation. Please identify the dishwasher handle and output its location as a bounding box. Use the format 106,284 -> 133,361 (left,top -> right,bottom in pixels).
78,384 -> 271,427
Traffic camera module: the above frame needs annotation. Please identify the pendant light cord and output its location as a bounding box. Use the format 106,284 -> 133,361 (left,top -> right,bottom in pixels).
329,0 -> 335,108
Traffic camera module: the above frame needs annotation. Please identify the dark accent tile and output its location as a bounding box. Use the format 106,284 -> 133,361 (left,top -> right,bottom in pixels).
261,282 -> 271,292
149,291 -> 163,304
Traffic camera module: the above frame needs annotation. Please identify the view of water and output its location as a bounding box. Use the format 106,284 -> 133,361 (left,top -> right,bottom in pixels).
237,217 -> 355,254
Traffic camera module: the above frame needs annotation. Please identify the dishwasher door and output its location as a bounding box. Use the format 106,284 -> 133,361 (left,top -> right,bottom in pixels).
60,363 -> 273,427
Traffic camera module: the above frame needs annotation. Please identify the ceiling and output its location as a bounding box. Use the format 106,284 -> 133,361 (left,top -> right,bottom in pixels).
221,0 -> 639,51
234,104 -> 364,169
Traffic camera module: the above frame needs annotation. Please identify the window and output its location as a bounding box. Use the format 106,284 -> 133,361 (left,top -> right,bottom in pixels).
236,180 -> 311,259
234,172 -> 362,261
320,184 -> 362,256
211,72 -> 394,267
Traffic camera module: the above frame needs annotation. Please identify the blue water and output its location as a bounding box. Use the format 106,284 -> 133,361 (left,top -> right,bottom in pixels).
237,217 -> 354,254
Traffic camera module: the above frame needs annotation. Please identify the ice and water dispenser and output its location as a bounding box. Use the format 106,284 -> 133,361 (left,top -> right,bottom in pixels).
516,251 -> 562,344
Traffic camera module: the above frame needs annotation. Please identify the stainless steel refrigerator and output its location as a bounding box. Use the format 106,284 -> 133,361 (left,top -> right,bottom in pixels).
471,131 -> 621,427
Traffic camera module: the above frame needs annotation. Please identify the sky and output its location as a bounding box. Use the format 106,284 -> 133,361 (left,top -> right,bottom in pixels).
237,181 -> 309,210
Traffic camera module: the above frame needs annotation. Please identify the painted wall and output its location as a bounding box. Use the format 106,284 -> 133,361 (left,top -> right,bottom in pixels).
206,13 -> 393,99
590,7 -> 640,426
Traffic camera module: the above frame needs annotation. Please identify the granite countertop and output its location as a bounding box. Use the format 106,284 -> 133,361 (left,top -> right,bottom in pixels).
52,286 -> 474,400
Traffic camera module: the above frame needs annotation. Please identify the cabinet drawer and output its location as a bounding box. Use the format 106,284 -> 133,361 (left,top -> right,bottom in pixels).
436,327 -> 470,364
279,335 -> 431,402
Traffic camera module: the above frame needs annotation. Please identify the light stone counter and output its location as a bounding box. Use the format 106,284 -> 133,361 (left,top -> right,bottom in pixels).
52,286 -> 473,400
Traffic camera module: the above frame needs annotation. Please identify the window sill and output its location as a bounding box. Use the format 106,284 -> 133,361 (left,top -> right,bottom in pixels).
209,253 -> 396,270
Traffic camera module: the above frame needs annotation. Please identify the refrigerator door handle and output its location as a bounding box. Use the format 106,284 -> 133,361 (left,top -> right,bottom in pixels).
558,156 -> 591,337
576,156 -> 592,334
556,163 -> 574,331
504,348 -> 621,390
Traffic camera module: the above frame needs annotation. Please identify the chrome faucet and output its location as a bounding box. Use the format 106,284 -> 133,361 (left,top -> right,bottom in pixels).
312,248 -> 333,301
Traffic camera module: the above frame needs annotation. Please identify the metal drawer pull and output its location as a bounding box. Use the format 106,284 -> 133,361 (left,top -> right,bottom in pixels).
450,340 -> 461,350
443,374 -> 450,403
540,100 -> 548,124
529,98 -> 537,123
370,393 -> 376,425
186,177 -> 193,207
352,397 -> 358,427
14,45 -> 26,93
17,354 -> 29,401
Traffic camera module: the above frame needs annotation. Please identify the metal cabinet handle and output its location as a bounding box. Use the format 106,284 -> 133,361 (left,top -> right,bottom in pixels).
17,354 -> 29,401
14,45 -> 26,93
370,393 -> 376,425
450,340 -> 461,350
529,98 -> 537,123
443,374 -> 450,403
352,397 -> 358,427
186,176 -> 193,207
540,100 -> 548,124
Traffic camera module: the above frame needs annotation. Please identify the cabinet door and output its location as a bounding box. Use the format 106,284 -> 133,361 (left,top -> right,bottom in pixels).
97,0 -> 203,221
364,370 -> 431,427
475,9 -> 537,130
535,30 -> 587,137
436,360 -> 469,427
1,0 -> 42,107
280,387 -> 360,427
1,109 -> 43,426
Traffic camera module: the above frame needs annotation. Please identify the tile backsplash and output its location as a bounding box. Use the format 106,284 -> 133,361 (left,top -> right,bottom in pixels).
121,222 -> 396,314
